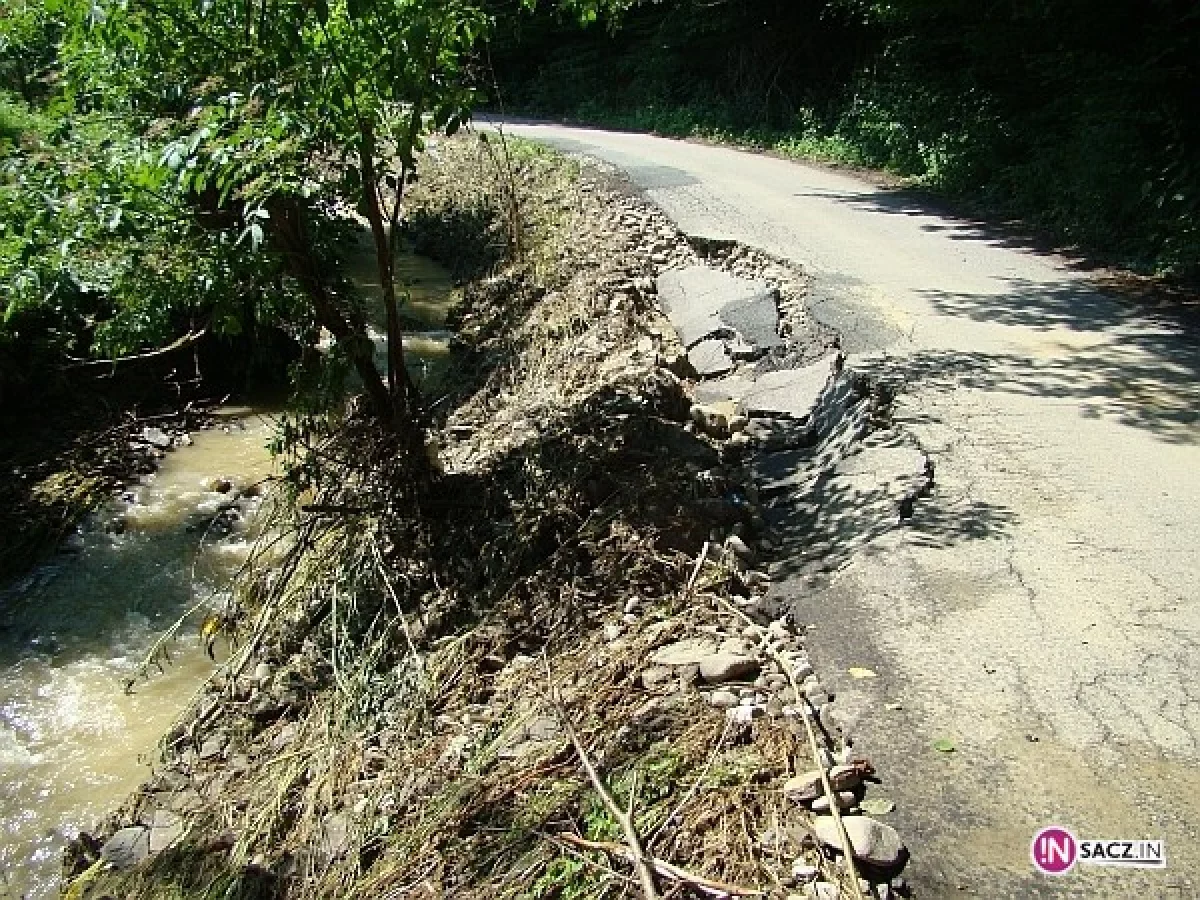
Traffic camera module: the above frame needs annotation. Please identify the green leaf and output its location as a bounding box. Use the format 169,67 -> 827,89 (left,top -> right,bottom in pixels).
860,797 -> 895,816
933,738 -> 956,753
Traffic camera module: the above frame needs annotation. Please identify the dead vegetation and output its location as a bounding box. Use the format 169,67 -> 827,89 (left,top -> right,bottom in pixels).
63,136 -> 892,900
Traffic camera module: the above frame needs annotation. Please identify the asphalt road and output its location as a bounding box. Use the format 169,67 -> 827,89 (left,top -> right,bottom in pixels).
501,122 -> 1200,898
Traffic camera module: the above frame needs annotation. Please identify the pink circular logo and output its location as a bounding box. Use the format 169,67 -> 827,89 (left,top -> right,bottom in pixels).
1032,826 -> 1077,875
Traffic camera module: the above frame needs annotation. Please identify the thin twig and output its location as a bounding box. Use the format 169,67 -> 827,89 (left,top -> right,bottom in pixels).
543,657 -> 660,899
555,834 -> 764,898
682,540 -> 710,600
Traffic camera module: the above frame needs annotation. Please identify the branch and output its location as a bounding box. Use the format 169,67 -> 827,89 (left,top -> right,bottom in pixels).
63,326 -> 209,369
544,660 -> 660,899
553,834 -> 764,898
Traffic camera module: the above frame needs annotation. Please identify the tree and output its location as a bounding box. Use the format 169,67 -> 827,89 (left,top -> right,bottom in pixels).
67,0 -> 489,440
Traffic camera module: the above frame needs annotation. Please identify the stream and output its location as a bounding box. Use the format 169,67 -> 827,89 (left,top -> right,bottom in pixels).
0,244 -> 455,899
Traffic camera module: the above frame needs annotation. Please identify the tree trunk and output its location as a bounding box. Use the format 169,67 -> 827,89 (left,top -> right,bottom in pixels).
358,121 -> 416,427
268,198 -> 394,424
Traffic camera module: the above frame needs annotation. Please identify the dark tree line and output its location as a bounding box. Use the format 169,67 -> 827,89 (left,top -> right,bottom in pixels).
489,0 -> 1200,275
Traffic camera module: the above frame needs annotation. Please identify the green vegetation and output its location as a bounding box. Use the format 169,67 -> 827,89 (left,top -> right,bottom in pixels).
491,0 -> 1200,276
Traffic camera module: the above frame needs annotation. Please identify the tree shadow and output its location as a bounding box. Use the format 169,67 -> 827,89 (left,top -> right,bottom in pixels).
759,411 -> 1018,586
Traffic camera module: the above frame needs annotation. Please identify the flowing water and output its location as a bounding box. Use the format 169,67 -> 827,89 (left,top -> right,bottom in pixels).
0,244 -> 455,899
0,410 -> 275,898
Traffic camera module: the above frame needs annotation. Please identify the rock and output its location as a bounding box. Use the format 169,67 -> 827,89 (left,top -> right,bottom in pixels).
688,339 -> 735,377
698,654 -> 760,684
142,427 -> 172,449
253,662 -> 274,685
198,733 -> 228,761
729,704 -> 764,724
783,770 -> 823,803
525,716 -> 561,742
641,666 -> 674,690
725,534 -> 756,564
147,809 -> 185,854
603,624 -> 624,642
209,477 -> 234,494
318,812 -> 352,864
709,690 -> 739,709
719,637 -> 754,656
811,791 -> 857,813
623,612 -> 640,626
100,826 -> 150,869
813,816 -> 906,867
650,637 -> 719,667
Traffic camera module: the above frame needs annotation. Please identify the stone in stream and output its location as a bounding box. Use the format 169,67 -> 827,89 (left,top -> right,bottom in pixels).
100,826 -> 150,869
812,815 -> 906,867
148,808 -> 185,854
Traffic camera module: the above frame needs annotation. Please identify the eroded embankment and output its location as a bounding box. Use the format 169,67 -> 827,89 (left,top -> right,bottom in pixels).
65,136 -> 915,900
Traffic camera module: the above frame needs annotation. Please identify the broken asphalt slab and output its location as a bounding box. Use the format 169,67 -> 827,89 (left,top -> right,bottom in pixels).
657,265 -> 781,351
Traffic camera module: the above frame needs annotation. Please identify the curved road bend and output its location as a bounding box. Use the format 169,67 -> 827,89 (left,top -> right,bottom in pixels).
500,122 -> 1200,898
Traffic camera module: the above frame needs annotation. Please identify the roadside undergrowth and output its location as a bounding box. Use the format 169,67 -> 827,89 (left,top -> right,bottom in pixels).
65,136 -> 863,900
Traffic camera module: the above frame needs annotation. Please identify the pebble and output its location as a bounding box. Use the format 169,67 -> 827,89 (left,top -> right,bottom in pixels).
622,613 -> 640,626
783,770 -> 823,803
812,815 -> 906,867
253,662 -> 274,685
728,704 -> 763,724
709,690 -> 739,709
698,654 -> 760,684
811,791 -> 857,813
603,624 -> 624,642
791,859 -> 820,883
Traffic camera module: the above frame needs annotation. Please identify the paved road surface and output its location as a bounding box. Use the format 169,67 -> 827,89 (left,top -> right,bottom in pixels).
502,122 -> 1200,898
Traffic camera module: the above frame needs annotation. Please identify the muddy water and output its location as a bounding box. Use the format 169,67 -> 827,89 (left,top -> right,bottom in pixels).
344,233 -> 459,388
0,243 -> 455,899
0,411 -> 275,899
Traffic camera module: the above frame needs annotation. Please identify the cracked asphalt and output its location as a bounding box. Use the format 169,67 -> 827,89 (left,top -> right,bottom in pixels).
500,122 -> 1200,897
